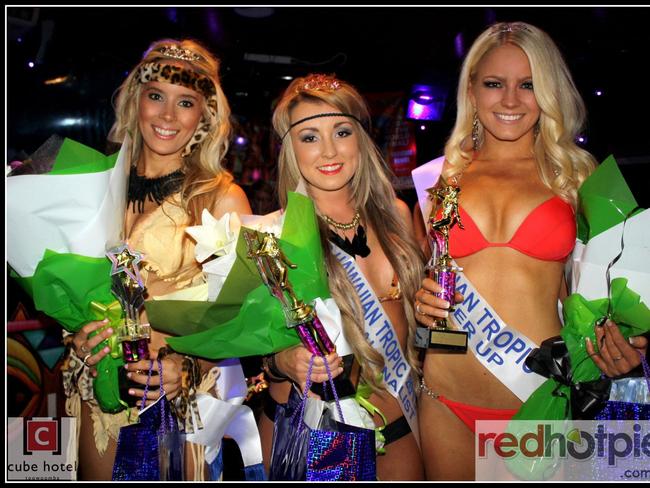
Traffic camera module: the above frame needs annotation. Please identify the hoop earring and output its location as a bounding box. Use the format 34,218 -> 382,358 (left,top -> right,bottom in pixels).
472,112 -> 480,151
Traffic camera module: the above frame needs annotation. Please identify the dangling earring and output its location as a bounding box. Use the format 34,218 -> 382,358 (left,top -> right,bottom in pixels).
471,112 -> 480,151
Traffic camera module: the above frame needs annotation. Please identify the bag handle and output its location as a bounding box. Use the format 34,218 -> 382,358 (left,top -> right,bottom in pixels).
139,358 -> 155,414
322,357 -> 344,421
139,357 -> 170,435
140,357 -> 167,402
293,354 -> 345,426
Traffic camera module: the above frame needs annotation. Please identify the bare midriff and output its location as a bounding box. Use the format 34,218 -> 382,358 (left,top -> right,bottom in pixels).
423,246 -> 565,409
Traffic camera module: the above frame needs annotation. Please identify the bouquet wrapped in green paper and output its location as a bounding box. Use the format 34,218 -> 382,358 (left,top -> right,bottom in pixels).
146,191 -> 342,359
503,156 -> 650,480
514,155 -> 649,422
8,136 -> 132,413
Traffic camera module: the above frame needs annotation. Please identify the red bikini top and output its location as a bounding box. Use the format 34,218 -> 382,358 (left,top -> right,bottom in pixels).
446,196 -> 576,262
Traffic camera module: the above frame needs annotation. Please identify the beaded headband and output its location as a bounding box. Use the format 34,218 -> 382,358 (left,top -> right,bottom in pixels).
282,112 -> 364,140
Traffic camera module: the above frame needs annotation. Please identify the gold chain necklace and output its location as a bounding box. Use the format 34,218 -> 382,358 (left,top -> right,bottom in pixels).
322,211 -> 360,230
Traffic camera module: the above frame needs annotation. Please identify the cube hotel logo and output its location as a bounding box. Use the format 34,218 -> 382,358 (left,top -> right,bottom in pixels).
7,417 -> 78,481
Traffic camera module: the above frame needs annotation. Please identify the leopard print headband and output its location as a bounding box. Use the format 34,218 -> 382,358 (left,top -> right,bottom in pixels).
135,62 -> 216,97
134,62 -> 219,157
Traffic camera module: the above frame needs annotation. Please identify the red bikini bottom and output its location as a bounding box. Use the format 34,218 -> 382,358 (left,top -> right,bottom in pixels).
436,395 -> 518,434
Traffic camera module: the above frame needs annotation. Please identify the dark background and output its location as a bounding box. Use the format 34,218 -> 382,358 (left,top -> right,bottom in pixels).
6,6 -> 650,207
6,6 -> 650,479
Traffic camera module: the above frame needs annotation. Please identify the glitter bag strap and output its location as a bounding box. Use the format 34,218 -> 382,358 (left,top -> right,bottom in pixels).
293,354 -> 345,426
157,356 -> 166,396
293,355 -> 316,427
322,358 -> 345,422
139,358 -> 155,414
156,356 -> 171,435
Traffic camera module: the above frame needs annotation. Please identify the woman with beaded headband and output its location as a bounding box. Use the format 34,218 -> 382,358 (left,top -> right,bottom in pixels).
257,73 -> 425,480
411,22 -> 647,480
63,38 -> 251,479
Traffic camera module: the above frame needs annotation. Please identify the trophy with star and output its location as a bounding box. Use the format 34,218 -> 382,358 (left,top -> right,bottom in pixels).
106,243 -> 150,362
244,230 -> 335,356
417,181 -> 468,352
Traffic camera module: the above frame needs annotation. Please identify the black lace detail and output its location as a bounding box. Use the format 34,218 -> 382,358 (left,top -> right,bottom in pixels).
328,224 -> 371,259
127,165 -> 184,213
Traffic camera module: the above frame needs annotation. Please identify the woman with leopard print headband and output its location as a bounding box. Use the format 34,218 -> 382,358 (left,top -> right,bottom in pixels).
63,38 -> 252,480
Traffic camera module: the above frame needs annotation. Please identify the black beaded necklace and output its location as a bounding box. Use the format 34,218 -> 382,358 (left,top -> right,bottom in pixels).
324,212 -> 371,259
127,165 -> 184,213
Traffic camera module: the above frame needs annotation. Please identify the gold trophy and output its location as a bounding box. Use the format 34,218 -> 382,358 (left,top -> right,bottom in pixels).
106,243 -> 151,362
416,181 -> 468,351
244,230 -> 335,356
105,243 -> 151,408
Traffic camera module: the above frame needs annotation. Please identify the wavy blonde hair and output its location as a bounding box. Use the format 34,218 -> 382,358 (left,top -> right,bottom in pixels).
273,75 -> 425,389
109,38 -> 233,225
444,22 -> 596,207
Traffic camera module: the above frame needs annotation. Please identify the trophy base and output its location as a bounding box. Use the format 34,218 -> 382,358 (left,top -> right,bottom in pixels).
415,326 -> 468,351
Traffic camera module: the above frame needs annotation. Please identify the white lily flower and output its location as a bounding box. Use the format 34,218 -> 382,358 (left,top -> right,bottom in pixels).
186,209 -> 241,263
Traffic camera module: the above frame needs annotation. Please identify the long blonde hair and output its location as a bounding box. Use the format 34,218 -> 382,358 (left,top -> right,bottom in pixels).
110,38 -> 233,225
273,75 -> 425,388
444,22 -> 596,207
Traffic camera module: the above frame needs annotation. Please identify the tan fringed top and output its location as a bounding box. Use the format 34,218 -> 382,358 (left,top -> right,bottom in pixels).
126,192 -> 205,298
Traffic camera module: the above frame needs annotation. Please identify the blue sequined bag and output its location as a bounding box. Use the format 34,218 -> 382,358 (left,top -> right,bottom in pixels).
112,358 -> 183,480
269,355 -> 376,481
594,352 -> 650,420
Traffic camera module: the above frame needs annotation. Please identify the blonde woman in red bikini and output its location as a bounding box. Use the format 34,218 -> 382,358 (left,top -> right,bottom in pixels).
412,21 -> 647,480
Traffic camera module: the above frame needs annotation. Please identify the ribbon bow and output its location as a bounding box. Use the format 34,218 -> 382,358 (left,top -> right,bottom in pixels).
89,300 -> 124,359
525,336 -> 612,419
86,300 -> 130,413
